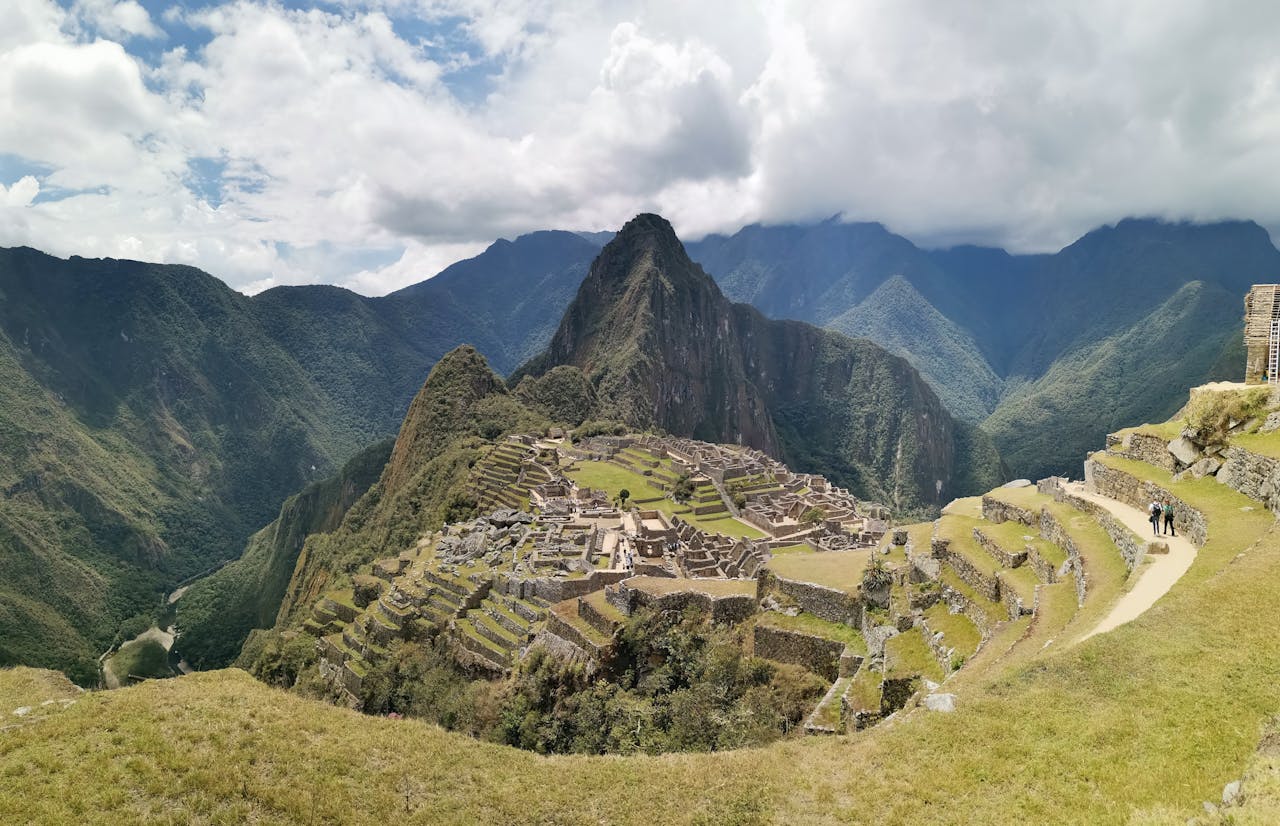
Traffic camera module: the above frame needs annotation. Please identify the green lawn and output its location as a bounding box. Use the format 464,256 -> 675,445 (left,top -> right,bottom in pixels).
766,549 -> 872,594
883,630 -> 944,682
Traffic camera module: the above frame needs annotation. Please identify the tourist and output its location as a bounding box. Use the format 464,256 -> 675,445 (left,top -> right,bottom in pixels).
1163,501 -> 1175,536
1149,501 -> 1161,535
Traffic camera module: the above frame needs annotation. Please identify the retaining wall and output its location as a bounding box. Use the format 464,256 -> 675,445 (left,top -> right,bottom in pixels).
752,624 -> 846,681
1084,458 -> 1209,547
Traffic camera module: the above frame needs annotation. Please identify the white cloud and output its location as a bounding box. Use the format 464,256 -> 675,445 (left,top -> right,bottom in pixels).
0,176 -> 39,207
72,0 -> 163,41
5,0 -> 1280,293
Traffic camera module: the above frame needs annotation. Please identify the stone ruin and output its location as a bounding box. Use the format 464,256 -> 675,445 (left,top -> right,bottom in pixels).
1244,283 -> 1280,383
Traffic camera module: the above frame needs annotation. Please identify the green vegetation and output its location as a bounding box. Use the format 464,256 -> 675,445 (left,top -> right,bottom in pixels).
107,638 -> 172,683
177,440 -> 392,669
566,460 -> 765,537
1184,385 -> 1271,445
923,604 -> 981,661
883,630 -> 944,683
984,280 -> 1243,479
5,444 -> 1280,822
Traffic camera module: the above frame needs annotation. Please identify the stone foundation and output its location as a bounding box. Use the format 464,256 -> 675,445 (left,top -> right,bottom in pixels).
981,496 -> 1038,526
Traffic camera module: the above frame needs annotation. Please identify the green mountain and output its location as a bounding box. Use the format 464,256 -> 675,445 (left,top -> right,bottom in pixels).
826,275 -> 1003,423
690,218 -> 1280,478
0,233 -> 599,680
520,214 -> 1003,512
277,345 -> 554,625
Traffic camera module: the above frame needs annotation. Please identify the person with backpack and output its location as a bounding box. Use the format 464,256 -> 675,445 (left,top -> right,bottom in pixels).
1163,501 -> 1175,536
1149,501 -> 1162,535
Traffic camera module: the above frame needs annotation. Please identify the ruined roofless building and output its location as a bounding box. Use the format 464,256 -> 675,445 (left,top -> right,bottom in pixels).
1244,284 -> 1280,383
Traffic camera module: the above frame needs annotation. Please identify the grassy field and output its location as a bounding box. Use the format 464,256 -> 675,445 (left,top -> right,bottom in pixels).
765,549 -> 872,594
3,435 -> 1280,822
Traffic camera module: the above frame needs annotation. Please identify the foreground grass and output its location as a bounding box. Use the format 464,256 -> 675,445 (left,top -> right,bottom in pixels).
3,460 -> 1279,823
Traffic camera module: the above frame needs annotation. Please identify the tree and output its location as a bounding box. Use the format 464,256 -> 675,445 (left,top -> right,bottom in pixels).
801,506 -> 826,525
672,475 -> 694,504
618,488 -> 631,507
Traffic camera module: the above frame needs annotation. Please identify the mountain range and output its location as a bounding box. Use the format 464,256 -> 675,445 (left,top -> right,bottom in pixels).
0,213 -> 1267,680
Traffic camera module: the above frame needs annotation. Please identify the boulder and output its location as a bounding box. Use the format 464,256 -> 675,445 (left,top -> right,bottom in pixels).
1262,411 -> 1280,434
1167,436 -> 1203,467
1002,479 -> 1033,488
924,693 -> 957,713
1188,457 -> 1222,479
1222,780 -> 1242,806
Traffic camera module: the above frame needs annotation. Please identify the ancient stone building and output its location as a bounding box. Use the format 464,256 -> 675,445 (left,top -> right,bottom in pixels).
1244,284 -> 1280,383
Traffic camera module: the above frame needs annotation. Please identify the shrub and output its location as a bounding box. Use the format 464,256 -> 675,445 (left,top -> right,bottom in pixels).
1184,386 -> 1271,445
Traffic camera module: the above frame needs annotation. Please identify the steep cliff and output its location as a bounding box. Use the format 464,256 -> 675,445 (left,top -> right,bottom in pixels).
276,346 -> 550,624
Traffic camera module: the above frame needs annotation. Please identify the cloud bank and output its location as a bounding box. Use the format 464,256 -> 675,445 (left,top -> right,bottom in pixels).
2,0 -> 1280,293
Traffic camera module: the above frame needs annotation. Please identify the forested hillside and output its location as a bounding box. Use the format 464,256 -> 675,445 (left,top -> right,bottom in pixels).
0,233 -> 598,681
690,218 -> 1276,478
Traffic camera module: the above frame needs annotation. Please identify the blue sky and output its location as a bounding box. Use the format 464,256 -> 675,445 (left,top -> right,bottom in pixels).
5,1 -> 1280,294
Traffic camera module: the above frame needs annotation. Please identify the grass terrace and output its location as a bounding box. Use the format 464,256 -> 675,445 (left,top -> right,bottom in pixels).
756,611 -> 867,654
566,460 -> 765,537
883,629 -> 945,683
769,543 -> 814,556
766,549 -> 872,594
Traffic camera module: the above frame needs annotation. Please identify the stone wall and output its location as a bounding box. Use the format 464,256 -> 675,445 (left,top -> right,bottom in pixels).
576,597 -> 619,637
972,526 -> 1028,568
981,495 -> 1037,526
1119,433 -> 1179,472
763,572 -> 863,626
1055,490 -> 1147,570
752,624 -> 846,680
934,543 -> 1000,604
1036,507 -> 1088,606
1084,458 -> 1208,547
938,583 -> 992,637
543,611 -> 612,662
1024,546 -> 1058,584
1218,446 -> 1280,515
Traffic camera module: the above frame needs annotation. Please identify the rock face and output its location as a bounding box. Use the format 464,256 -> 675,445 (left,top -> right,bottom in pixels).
520,214 -> 1003,511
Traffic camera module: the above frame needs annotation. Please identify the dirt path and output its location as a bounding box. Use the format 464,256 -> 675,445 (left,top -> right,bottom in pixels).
1065,483 -> 1197,641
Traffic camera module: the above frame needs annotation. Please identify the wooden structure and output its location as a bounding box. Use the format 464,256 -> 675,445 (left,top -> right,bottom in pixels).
1244,285 -> 1280,383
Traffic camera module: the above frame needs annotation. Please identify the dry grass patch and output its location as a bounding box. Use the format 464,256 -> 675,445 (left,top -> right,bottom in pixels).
766,549 -> 871,594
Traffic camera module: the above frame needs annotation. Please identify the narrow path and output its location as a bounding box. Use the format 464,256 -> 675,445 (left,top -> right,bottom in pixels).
1064,482 -> 1197,641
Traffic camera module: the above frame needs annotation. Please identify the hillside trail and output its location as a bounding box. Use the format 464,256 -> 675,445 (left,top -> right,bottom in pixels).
1064,482 -> 1197,642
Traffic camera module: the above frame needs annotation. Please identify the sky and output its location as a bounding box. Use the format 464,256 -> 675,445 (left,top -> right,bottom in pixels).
4,1 -> 1280,294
